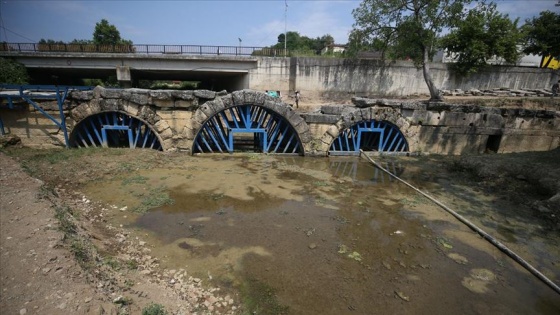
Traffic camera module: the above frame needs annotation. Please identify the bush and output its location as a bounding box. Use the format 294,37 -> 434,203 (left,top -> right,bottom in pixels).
0,57 -> 29,84
142,303 -> 168,315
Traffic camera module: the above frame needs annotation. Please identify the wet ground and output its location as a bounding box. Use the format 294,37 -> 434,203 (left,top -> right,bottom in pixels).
82,154 -> 560,314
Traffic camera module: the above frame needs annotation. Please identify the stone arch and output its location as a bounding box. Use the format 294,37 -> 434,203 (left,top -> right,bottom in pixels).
319,106 -> 413,155
68,98 -> 173,150
186,90 -> 313,154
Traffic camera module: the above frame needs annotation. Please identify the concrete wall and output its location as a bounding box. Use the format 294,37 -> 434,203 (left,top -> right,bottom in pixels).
248,57 -> 291,93
250,57 -> 558,98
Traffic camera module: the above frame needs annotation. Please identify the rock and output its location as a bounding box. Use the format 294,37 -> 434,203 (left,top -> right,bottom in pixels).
447,253 -> 469,264
19,309 -> 27,315
308,243 -> 317,249
394,290 -> 410,301
0,135 -> 22,148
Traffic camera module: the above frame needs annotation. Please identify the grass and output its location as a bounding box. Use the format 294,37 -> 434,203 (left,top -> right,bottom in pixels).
122,175 -> 149,186
70,238 -> 95,268
104,256 -> 122,270
142,303 -> 168,315
132,186 -> 174,213
126,259 -> 139,270
54,204 -> 96,270
54,205 -> 78,235
239,278 -> 289,315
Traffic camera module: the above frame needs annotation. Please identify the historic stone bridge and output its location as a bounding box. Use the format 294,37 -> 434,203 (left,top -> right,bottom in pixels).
1,86 -> 558,155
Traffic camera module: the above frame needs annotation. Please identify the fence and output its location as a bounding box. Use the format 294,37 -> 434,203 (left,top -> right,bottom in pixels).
0,42 -> 289,57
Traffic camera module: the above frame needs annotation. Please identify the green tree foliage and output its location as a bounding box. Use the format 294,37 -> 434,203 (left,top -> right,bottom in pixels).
351,0 -> 469,101
441,3 -> 522,75
273,31 -> 334,55
346,29 -> 386,58
69,39 -> 93,45
522,10 -> 560,67
38,39 -> 65,45
93,19 -> 132,45
0,57 -> 29,84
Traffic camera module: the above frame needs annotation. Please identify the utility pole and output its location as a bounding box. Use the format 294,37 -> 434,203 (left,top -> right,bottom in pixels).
284,0 -> 288,56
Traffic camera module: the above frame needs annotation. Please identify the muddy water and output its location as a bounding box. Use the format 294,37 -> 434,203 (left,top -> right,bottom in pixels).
84,155 -> 560,314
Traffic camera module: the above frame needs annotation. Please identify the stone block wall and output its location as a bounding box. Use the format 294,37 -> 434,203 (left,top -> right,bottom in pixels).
1,87 -> 558,155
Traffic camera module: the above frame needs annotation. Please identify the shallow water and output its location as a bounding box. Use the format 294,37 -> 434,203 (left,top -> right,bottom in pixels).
84,155 -> 560,314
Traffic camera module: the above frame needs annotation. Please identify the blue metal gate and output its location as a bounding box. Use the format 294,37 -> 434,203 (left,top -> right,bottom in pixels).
70,112 -> 162,150
329,120 -> 408,155
193,105 -> 302,154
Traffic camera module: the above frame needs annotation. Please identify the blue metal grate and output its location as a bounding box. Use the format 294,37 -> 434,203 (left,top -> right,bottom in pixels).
330,120 -> 408,155
193,105 -> 302,154
70,112 -> 162,150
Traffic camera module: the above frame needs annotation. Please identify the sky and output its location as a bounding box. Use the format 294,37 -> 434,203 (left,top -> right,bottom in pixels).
0,0 -> 558,48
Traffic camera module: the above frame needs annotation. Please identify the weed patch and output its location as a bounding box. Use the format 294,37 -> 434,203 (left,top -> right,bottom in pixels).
142,303 -> 168,315
132,186 -> 174,213
240,278 -> 289,315
122,175 -> 149,186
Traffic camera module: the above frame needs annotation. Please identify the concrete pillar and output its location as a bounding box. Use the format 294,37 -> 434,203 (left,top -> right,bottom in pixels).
116,66 -> 132,88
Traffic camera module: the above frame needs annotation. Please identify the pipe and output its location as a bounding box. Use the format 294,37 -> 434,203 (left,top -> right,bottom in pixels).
359,150 -> 560,295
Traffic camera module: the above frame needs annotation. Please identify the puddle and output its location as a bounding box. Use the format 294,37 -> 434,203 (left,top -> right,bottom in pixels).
84,155 -> 560,314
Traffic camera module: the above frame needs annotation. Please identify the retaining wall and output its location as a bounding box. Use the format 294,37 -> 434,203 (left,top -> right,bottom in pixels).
250,57 -> 559,99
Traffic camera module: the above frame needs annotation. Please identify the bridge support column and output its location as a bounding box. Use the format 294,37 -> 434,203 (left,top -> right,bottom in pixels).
116,66 -> 132,88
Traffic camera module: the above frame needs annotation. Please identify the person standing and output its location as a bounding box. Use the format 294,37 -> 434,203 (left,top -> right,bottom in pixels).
552,80 -> 559,98
295,90 -> 300,108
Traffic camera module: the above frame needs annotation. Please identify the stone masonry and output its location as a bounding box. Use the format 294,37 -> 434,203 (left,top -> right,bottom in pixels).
1,86 -> 559,155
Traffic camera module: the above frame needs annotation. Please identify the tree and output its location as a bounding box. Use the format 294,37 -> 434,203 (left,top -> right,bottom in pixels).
522,10 -> 560,68
93,19 -> 132,46
273,31 -> 335,55
0,57 -> 29,84
346,29 -> 387,58
351,0 -> 469,101
38,39 -> 65,45
441,3 -> 522,75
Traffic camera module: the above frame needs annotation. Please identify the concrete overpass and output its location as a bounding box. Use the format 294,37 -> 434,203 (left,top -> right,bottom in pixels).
0,51 -> 257,91
1,42 -> 557,101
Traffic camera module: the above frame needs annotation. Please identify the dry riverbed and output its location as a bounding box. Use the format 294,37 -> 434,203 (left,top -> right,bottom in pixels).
1,145 -> 559,314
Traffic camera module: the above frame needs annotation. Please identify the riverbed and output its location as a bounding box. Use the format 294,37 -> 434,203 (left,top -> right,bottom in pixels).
82,154 -> 560,314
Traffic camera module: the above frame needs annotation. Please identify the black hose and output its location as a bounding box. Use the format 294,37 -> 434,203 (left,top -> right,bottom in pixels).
359,150 -> 560,295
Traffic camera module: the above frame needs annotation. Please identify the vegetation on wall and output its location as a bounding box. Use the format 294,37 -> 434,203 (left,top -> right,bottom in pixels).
0,57 -> 29,84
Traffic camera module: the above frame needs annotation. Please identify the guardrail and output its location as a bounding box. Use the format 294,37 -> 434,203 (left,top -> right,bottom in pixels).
0,42 -> 289,57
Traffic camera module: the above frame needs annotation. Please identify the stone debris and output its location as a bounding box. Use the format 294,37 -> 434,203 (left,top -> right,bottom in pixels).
440,87 -> 554,97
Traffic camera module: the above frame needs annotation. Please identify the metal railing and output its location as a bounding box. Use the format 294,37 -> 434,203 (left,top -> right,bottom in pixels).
0,42 -> 290,57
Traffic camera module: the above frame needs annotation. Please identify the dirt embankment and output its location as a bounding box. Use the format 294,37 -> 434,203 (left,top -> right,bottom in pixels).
0,149 -> 238,315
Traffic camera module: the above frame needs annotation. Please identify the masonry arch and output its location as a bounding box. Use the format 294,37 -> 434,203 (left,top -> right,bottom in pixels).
69,111 -> 163,149
323,107 -> 411,156
69,100 -> 171,150
190,90 -> 312,155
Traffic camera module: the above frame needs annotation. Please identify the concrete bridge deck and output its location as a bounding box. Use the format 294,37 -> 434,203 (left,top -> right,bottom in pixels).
1,87 -> 558,155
